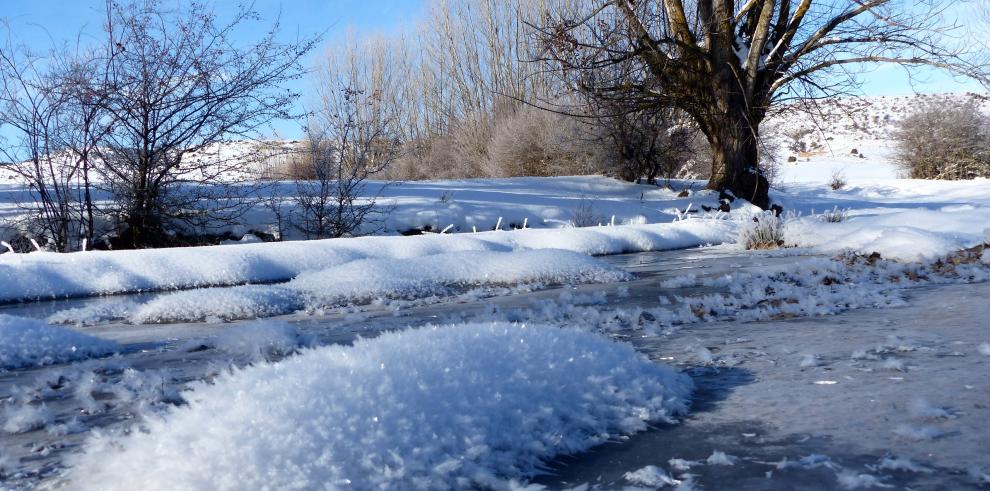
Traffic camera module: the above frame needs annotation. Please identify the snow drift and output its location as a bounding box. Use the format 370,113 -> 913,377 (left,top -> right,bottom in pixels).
131,249 -> 631,323
785,206 -> 990,261
0,220 -> 733,304
0,314 -> 119,369
68,322 -> 693,490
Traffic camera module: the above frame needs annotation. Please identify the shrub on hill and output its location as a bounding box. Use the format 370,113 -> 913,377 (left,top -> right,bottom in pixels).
894,100 -> 990,180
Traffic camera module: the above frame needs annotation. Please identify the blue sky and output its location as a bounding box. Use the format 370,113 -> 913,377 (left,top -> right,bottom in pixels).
1,0 -> 425,138
0,1 -> 985,139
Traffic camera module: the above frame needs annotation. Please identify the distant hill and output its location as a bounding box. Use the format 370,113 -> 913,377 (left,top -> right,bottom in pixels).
767,92 -> 990,159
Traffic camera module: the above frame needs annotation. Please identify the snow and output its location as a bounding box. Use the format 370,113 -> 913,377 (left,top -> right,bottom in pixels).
131,285 -> 304,324
115,249 -> 630,324
877,456 -> 932,474
906,399 -> 951,420
0,218 -> 732,304
207,321 -> 312,361
705,450 -> 738,466
0,314 -> 119,369
2,403 -> 54,434
893,424 -> 943,441
0,174 -> 730,244
835,471 -> 893,489
624,465 -> 679,487
67,323 -> 693,490
783,206 -> 990,261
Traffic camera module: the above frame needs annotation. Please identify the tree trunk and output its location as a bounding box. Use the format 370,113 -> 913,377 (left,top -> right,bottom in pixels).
703,113 -> 770,210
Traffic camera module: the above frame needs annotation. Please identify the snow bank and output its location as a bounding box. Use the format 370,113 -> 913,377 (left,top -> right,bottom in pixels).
290,249 -> 630,302
0,219 -> 734,304
0,314 -> 119,369
132,285 -> 303,324
68,323 -> 693,490
127,249 -> 630,323
785,207 -> 990,261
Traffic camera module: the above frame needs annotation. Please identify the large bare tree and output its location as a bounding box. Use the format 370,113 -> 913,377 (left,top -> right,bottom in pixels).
534,0 -> 989,208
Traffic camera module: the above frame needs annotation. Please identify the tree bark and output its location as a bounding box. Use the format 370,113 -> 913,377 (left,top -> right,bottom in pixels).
702,113 -> 770,210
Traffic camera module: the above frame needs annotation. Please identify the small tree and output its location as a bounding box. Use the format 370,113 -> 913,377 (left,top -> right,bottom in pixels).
894,100 -> 990,180
94,0 -> 316,248
293,83 -> 399,239
0,40 -> 89,251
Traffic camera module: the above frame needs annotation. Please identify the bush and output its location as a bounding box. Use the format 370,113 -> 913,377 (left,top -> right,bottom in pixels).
894,100 -> 990,180
486,105 -> 600,177
739,211 -> 785,250
819,206 -> 848,223
829,169 -> 847,190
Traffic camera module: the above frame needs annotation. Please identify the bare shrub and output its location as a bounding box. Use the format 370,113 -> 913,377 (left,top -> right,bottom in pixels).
819,206 -> 849,223
739,212 -> 785,250
894,100 -> 990,180
92,1 -> 316,248
571,197 -> 603,227
293,72 -> 399,239
486,105 -> 599,177
279,151 -> 318,180
829,170 -> 848,190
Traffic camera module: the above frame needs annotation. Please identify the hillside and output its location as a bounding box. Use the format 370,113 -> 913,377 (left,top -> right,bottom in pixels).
768,92 -> 990,183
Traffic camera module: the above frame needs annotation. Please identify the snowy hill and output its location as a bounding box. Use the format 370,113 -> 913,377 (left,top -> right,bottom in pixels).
768,92 -> 990,183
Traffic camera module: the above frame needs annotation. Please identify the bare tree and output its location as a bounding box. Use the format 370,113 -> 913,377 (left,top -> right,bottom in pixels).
0,39 -> 85,251
93,0 -> 316,248
533,0 -> 990,208
294,44 -> 400,239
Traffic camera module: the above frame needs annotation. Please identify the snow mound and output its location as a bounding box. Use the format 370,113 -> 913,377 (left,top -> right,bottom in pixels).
624,465 -> 679,487
2,403 -> 54,433
129,249 -> 630,324
47,300 -> 138,326
68,323 -> 693,490
0,314 -> 119,369
132,285 -> 303,324
0,219 -> 733,303
785,207 -> 990,261
289,249 -> 631,303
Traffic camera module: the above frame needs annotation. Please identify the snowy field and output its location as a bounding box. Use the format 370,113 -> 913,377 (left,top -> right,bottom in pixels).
0,93 -> 989,489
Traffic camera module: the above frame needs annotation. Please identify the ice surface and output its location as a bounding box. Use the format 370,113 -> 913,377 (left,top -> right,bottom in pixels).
0,314 -> 119,369
67,323 -> 693,490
